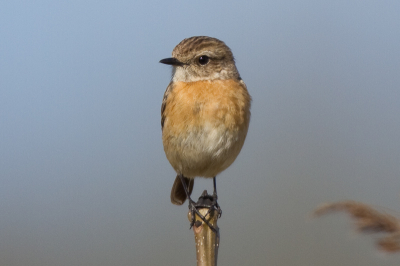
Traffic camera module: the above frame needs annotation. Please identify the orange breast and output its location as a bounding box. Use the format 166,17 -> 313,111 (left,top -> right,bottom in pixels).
163,79 -> 250,134
162,79 -> 251,177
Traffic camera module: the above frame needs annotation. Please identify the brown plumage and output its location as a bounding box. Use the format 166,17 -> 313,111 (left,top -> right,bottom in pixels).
160,36 -> 251,205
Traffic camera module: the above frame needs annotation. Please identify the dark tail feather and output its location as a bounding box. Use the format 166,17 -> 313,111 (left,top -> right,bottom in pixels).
170,175 -> 194,205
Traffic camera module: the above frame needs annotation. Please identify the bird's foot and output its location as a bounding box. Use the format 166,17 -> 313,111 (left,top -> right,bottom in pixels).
188,190 -> 221,233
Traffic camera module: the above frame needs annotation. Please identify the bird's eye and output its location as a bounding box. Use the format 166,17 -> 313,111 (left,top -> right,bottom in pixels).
198,55 -> 209,65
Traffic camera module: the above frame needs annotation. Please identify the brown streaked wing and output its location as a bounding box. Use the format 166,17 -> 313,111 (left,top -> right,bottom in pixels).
161,81 -> 174,130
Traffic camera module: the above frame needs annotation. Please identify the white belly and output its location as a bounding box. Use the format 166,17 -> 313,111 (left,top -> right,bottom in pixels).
164,122 -> 247,178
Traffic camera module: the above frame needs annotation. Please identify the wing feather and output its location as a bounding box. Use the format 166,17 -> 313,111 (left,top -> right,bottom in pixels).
161,81 -> 174,130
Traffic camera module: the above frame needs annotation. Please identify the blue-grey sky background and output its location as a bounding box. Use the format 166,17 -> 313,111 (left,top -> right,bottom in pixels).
1,1 -> 400,265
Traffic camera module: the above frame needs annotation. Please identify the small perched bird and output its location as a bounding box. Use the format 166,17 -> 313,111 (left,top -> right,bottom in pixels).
160,36 -> 251,212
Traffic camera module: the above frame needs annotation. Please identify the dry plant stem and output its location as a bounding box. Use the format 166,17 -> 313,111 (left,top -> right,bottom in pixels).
188,207 -> 220,266
314,200 -> 400,253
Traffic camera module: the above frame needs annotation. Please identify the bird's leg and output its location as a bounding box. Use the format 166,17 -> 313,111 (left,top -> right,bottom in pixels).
178,174 -> 219,232
212,176 -> 222,218
177,174 -> 206,228
201,177 -> 222,221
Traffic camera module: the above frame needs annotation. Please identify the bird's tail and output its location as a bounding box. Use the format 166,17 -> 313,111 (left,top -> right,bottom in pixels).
170,175 -> 194,205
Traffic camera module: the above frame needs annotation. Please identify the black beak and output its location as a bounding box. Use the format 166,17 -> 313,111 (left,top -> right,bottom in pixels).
159,57 -> 185,66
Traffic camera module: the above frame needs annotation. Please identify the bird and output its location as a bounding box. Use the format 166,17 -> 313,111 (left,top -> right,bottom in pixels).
159,36 -> 251,219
